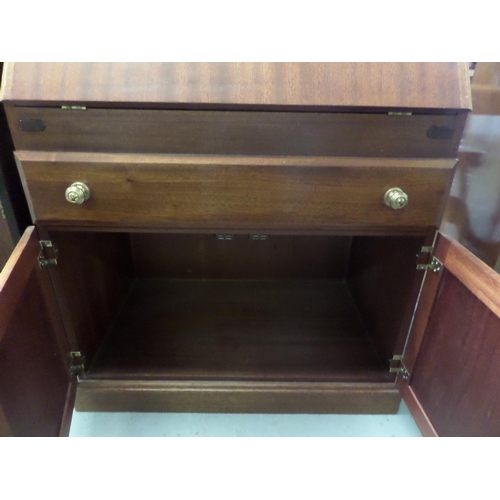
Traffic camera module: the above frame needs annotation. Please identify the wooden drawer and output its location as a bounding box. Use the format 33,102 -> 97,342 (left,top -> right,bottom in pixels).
15,152 -> 456,232
7,106 -> 464,158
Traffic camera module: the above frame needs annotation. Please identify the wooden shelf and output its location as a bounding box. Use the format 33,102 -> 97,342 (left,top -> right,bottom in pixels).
87,279 -> 391,382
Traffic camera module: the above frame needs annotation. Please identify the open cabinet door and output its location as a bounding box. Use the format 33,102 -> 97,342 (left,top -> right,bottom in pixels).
399,233 -> 500,436
0,226 -> 74,436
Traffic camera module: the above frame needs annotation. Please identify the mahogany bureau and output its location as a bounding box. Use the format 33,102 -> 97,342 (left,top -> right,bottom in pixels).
1,63 -> 498,437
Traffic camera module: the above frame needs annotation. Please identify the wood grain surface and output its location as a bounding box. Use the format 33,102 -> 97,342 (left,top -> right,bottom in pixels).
15,153 -> 456,231
47,231 -> 134,367
1,63 -> 472,110
435,233 -> 500,319
410,269 -> 500,436
0,273 -> 70,436
347,236 -> 426,362
401,385 -> 438,437
6,106 -> 464,159
75,379 -> 401,414
87,279 -> 390,382
131,233 -> 351,280
0,226 -> 38,343
0,227 -> 70,436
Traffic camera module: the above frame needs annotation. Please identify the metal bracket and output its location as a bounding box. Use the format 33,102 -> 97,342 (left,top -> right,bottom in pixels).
389,355 -> 410,380
70,351 -> 85,375
416,246 -> 442,274
250,234 -> 268,241
216,234 -> 234,241
61,105 -> 87,110
38,240 -> 58,268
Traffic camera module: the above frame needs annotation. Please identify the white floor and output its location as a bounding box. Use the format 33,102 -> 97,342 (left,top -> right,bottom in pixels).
69,400 -> 421,437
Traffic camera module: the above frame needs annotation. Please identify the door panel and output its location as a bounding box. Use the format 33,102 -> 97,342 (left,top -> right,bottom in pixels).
401,233 -> 500,436
410,269 -> 500,436
0,226 -> 72,436
7,106 -> 463,158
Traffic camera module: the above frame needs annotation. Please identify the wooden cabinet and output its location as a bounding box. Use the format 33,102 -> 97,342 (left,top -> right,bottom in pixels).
2,62 -> 498,437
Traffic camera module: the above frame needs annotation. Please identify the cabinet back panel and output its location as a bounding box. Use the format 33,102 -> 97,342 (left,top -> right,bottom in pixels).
48,231 -> 135,366
131,234 -> 351,280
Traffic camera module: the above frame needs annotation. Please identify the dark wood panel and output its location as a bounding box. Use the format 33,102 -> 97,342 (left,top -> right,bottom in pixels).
0,262 -> 70,436
0,273 -> 69,436
7,106 -> 464,158
16,153 -> 456,231
0,406 -> 11,436
87,279 -> 390,382
47,231 -> 135,368
346,235 -> 428,361
0,227 -> 39,342
401,385 -> 437,437
401,260 -> 442,376
410,269 -> 500,436
75,379 -> 401,414
59,379 -> 77,437
434,234 -> 500,318
2,63 -> 471,110
0,218 -> 15,270
131,234 -> 351,280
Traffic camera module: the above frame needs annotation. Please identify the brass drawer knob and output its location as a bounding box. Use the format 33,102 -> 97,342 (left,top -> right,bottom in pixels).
65,182 -> 90,205
384,187 -> 408,210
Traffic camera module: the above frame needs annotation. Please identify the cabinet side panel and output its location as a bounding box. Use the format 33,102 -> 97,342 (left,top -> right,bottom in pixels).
47,231 -> 135,367
346,236 -> 426,361
410,269 -> 500,436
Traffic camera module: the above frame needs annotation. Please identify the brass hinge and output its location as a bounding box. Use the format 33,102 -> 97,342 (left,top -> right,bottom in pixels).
61,105 -> 87,110
389,355 -> 410,380
38,240 -> 58,267
216,234 -> 234,241
416,246 -> 442,274
70,351 -> 85,375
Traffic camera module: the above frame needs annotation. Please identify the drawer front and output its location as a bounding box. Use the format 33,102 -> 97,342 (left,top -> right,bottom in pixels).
16,153 -> 456,232
7,106 -> 463,158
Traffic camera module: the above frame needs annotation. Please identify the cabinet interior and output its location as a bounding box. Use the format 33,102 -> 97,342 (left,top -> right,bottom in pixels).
48,231 -> 425,384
